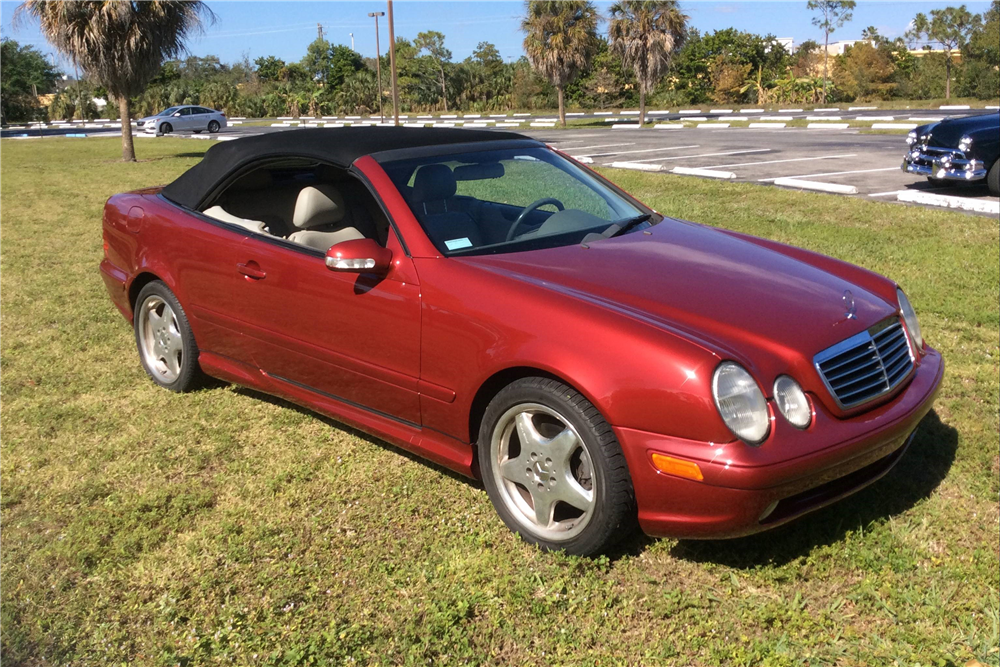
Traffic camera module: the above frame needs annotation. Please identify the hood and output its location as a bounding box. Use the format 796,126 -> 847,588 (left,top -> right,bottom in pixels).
461,219 -> 897,368
917,112 -> 999,145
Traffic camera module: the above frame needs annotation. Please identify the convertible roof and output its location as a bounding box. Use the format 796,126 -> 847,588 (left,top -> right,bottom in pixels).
160,126 -> 529,209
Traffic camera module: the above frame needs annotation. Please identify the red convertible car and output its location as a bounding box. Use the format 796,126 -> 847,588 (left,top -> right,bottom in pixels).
100,128 -> 943,555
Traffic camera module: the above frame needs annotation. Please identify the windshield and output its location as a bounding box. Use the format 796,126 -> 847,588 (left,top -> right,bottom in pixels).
381,146 -> 655,256
157,107 -> 180,116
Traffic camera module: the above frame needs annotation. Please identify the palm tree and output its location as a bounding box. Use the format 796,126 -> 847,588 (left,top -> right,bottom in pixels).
521,0 -> 599,126
608,0 -> 687,127
16,1 -> 213,161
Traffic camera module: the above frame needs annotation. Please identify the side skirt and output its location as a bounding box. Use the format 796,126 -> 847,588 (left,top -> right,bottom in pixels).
198,351 -> 475,478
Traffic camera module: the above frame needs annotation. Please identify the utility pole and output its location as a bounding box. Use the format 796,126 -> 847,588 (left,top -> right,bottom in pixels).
368,11 -> 385,122
350,32 -> 355,50
387,0 -> 400,126
317,23 -> 324,40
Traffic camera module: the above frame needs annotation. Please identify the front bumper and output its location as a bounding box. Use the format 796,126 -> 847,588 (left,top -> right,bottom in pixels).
901,147 -> 987,182
616,347 -> 944,539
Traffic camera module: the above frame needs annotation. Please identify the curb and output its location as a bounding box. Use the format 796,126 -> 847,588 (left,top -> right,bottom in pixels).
773,178 -> 859,194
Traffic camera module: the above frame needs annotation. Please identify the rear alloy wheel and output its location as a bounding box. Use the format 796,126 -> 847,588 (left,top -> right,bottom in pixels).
988,159 -> 999,196
207,120 -> 221,133
134,281 -> 202,392
160,122 -> 172,134
479,377 -> 636,556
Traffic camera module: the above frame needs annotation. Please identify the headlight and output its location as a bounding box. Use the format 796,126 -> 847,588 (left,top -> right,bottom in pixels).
897,288 -> 923,351
906,130 -> 917,146
773,376 -> 812,429
959,134 -> 973,152
712,362 -> 770,445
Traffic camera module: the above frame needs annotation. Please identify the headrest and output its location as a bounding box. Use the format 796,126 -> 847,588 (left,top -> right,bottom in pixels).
411,164 -> 457,203
292,184 -> 345,230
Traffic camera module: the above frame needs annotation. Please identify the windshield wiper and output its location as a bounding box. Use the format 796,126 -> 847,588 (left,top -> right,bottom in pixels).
602,213 -> 652,239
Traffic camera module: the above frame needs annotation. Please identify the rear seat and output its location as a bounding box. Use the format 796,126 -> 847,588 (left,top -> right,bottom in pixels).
203,206 -> 269,234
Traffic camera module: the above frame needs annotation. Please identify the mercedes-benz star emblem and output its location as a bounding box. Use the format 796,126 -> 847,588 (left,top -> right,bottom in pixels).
843,290 -> 857,320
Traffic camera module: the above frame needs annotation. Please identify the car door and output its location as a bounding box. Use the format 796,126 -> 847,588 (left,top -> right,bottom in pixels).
232,229 -> 423,424
176,107 -> 195,130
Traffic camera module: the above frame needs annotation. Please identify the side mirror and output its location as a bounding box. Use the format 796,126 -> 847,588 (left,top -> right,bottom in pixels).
173,112 -> 182,117
325,238 -> 392,274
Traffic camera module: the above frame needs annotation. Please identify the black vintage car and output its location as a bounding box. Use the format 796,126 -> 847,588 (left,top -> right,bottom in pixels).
902,111 -> 1000,196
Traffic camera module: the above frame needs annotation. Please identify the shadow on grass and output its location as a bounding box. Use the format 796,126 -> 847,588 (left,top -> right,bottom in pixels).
229,385 -> 481,489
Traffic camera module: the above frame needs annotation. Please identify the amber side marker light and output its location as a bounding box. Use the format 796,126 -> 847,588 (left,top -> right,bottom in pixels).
650,453 -> 704,481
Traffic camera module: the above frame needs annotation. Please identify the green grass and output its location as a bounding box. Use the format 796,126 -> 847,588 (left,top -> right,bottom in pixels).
2,137 -> 998,667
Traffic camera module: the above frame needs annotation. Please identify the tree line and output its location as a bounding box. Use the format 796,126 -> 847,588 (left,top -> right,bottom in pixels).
3,0 -> 997,158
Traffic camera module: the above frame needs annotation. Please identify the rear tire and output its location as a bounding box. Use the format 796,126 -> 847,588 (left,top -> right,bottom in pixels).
208,120 -> 220,133
988,159 -> 999,196
478,377 -> 636,556
133,281 -> 203,392
160,122 -> 172,134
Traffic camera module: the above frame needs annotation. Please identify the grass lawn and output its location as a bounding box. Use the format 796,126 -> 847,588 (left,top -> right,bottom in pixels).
1,137 -> 998,667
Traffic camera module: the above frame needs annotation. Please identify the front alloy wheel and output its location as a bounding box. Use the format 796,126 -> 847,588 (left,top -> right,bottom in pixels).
479,377 -> 636,555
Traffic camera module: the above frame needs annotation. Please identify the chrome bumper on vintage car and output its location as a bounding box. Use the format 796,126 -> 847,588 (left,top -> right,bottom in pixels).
901,145 -> 987,182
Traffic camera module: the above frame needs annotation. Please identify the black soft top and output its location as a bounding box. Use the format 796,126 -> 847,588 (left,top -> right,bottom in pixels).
160,126 -> 530,209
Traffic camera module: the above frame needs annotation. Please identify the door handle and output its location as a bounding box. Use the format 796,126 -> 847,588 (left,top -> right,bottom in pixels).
237,262 -> 266,280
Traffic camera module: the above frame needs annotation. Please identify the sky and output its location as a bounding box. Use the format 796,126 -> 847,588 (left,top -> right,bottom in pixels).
1,0 -> 992,71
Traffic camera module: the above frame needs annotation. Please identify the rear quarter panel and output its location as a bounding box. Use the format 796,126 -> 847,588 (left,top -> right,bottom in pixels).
102,191 -> 247,360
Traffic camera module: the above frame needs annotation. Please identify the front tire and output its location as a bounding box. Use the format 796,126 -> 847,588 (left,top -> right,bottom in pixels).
478,377 -> 636,556
208,120 -> 221,133
988,159 -> 999,196
160,122 -> 172,134
134,281 -> 203,392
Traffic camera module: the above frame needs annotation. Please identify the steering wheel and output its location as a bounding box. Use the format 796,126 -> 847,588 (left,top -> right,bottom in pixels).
506,198 -> 565,241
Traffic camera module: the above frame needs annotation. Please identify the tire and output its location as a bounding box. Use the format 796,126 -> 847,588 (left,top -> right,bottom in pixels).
478,377 -> 636,556
133,281 -> 203,392
160,122 -> 172,134
988,159 -> 999,197
207,120 -> 220,133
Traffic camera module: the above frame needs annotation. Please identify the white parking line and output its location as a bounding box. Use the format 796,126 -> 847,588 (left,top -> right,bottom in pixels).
576,145 -> 699,158
632,148 -> 771,163
700,153 -> 857,169
758,167 -> 898,182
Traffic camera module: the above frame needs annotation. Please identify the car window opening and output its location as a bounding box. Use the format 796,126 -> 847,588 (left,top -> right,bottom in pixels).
200,159 -> 391,252
381,146 -> 660,257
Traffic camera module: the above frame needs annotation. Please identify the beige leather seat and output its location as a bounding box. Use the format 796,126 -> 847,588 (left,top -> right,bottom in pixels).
287,184 -> 364,251
203,205 -> 268,234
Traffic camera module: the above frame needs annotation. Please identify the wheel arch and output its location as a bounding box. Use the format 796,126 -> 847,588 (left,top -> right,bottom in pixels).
128,271 -> 165,311
467,365 -> 596,447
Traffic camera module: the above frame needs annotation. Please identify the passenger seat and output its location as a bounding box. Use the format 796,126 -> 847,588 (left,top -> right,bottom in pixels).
287,185 -> 365,251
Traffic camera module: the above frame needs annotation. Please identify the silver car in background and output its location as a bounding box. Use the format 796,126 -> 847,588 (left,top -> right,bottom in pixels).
136,105 -> 227,135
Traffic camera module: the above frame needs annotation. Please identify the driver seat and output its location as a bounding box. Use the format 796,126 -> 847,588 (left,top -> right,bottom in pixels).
411,165 -> 483,248
287,184 -> 365,251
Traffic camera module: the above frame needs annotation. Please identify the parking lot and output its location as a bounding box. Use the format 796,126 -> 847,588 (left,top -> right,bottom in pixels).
528,125 -> 999,214
4,105 -> 997,215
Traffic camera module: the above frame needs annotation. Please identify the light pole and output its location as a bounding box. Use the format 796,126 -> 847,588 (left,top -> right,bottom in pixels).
368,11 -> 385,122
387,0 -> 400,126
350,32 -> 355,50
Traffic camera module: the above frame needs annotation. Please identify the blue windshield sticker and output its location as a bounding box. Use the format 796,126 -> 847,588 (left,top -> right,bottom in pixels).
444,237 -> 473,250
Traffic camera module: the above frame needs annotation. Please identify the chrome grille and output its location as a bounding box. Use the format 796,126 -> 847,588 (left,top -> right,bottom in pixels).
814,319 -> 914,409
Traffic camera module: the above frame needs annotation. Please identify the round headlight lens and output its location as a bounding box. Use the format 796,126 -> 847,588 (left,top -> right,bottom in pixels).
897,288 -> 923,351
773,376 -> 812,429
712,362 -> 770,445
